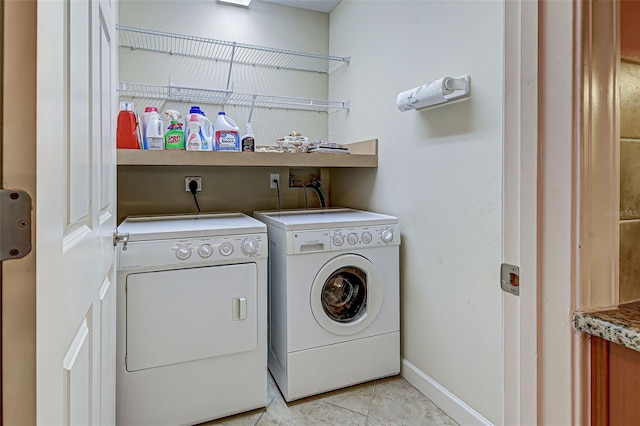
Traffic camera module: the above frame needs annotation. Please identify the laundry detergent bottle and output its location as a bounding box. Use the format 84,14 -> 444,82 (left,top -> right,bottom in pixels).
144,111 -> 165,150
186,115 -> 204,151
214,112 -> 240,152
116,102 -> 141,149
184,106 -> 213,151
141,106 -> 159,149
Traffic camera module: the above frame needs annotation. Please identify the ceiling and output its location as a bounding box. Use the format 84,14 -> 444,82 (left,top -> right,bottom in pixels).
260,0 -> 342,13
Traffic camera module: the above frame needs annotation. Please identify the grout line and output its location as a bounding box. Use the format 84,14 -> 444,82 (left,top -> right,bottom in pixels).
365,380 -> 377,425
320,399 -> 369,418
252,410 -> 265,426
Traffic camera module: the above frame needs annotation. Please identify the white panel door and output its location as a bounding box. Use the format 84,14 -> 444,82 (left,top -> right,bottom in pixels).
35,0 -> 117,424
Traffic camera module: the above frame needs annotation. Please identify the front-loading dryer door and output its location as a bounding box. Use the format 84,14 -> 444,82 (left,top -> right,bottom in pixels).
310,254 -> 383,336
125,263 -> 257,371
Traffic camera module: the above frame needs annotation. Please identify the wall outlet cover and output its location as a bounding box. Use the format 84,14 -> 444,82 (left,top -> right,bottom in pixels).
185,176 -> 202,192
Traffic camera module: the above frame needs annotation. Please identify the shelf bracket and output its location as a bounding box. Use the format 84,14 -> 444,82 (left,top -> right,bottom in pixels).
226,42 -> 237,91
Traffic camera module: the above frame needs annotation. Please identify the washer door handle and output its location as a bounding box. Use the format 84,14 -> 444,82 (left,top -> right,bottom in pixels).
232,297 -> 247,321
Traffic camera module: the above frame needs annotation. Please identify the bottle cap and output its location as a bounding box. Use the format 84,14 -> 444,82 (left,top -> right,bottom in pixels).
144,106 -> 158,112
189,106 -> 204,115
218,112 -> 225,115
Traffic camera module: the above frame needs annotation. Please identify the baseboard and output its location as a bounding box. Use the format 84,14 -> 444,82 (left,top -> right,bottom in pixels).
401,358 -> 493,426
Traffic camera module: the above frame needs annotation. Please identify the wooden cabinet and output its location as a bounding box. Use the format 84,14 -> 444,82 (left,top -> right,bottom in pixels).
591,336 -> 640,425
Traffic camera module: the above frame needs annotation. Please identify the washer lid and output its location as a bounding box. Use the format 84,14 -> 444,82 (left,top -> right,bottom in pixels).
253,208 -> 397,230
117,212 -> 266,241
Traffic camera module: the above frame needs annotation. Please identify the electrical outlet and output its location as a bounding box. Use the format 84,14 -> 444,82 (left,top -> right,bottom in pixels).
270,173 -> 280,189
185,176 -> 202,192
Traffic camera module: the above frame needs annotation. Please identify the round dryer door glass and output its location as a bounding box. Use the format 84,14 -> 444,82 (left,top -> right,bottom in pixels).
321,267 -> 367,323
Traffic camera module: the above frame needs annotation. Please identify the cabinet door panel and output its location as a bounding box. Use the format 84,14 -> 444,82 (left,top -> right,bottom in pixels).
609,342 -> 640,425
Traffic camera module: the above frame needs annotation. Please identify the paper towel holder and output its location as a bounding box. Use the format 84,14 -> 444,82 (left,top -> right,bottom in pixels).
397,75 -> 470,112
420,75 -> 469,110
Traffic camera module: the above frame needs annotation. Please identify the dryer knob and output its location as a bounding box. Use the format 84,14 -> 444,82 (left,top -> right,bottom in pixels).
175,246 -> 192,260
332,233 -> 344,246
198,244 -> 213,258
361,231 -> 373,244
347,232 -> 358,245
381,229 -> 394,243
219,242 -> 234,256
241,238 -> 258,255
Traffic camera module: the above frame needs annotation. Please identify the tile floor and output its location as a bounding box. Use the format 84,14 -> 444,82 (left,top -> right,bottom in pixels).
204,374 -> 458,426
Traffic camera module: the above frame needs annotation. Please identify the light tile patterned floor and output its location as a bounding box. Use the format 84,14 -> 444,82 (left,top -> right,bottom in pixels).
203,374 -> 458,426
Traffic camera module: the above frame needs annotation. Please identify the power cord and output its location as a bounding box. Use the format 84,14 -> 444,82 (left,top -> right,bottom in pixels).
289,178 -> 308,209
274,178 -> 281,211
305,178 -> 326,208
188,179 -> 201,213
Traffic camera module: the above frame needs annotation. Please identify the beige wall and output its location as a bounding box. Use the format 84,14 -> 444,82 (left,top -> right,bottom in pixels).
118,166 -> 325,222
620,60 -> 640,303
328,1 -> 503,423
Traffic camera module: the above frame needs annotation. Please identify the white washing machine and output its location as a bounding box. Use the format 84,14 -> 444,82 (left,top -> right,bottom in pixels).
253,208 -> 400,401
115,213 -> 267,426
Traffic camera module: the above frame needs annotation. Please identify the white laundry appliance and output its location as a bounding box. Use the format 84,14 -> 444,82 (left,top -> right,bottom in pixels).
115,213 -> 267,426
253,208 -> 400,401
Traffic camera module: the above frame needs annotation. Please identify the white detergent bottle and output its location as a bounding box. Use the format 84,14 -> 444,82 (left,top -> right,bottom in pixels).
145,112 -> 165,150
186,115 -> 204,151
214,112 -> 240,152
141,106 -> 159,149
184,106 -> 214,151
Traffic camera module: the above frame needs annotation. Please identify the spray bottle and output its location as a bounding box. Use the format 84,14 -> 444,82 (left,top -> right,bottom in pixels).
241,123 -> 255,152
164,110 -> 185,150
241,102 -> 256,152
164,110 -> 183,130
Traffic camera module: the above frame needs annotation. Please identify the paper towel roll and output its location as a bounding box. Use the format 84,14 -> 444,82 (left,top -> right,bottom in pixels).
396,76 -> 468,112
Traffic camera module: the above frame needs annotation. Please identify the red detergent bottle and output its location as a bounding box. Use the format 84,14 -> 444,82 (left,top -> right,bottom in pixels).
116,102 -> 141,149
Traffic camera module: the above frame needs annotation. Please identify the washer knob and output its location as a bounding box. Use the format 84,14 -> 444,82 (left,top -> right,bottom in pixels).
175,246 -> 192,260
332,233 -> 344,246
381,229 -> 394,243
198,244 -> 213,258
241,238 -> 259,255
219,242 -> 234,256
347,232 -> 358,245
361,231 -> 373,244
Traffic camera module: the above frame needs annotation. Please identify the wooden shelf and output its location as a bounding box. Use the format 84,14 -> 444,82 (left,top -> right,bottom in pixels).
117,139 -> 378,168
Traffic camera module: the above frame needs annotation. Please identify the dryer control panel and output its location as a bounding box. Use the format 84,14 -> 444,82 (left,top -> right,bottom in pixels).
291,224 -> 399,254
118,233 -> 267,270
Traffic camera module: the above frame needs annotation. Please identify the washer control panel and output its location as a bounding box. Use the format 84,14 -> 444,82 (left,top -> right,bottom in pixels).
329,224 -> 399,251
119,233 -> 266,269
288,224 -> 399,254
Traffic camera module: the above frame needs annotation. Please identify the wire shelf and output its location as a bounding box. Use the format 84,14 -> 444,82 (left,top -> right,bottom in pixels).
117,25 -> 351,74
117,82 -> 350,112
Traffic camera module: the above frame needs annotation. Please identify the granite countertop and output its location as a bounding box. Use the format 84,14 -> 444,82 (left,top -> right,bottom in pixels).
573,301 -> 640,351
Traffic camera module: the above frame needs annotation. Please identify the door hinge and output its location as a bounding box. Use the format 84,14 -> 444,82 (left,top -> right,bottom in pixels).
500,263 -> 520,296
113,228 -> 129,250
0,189 -> 32,261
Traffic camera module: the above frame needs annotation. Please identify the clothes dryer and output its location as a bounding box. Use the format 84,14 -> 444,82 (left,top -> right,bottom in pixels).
116,213 -> 267,426
253,208 -> 400,401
